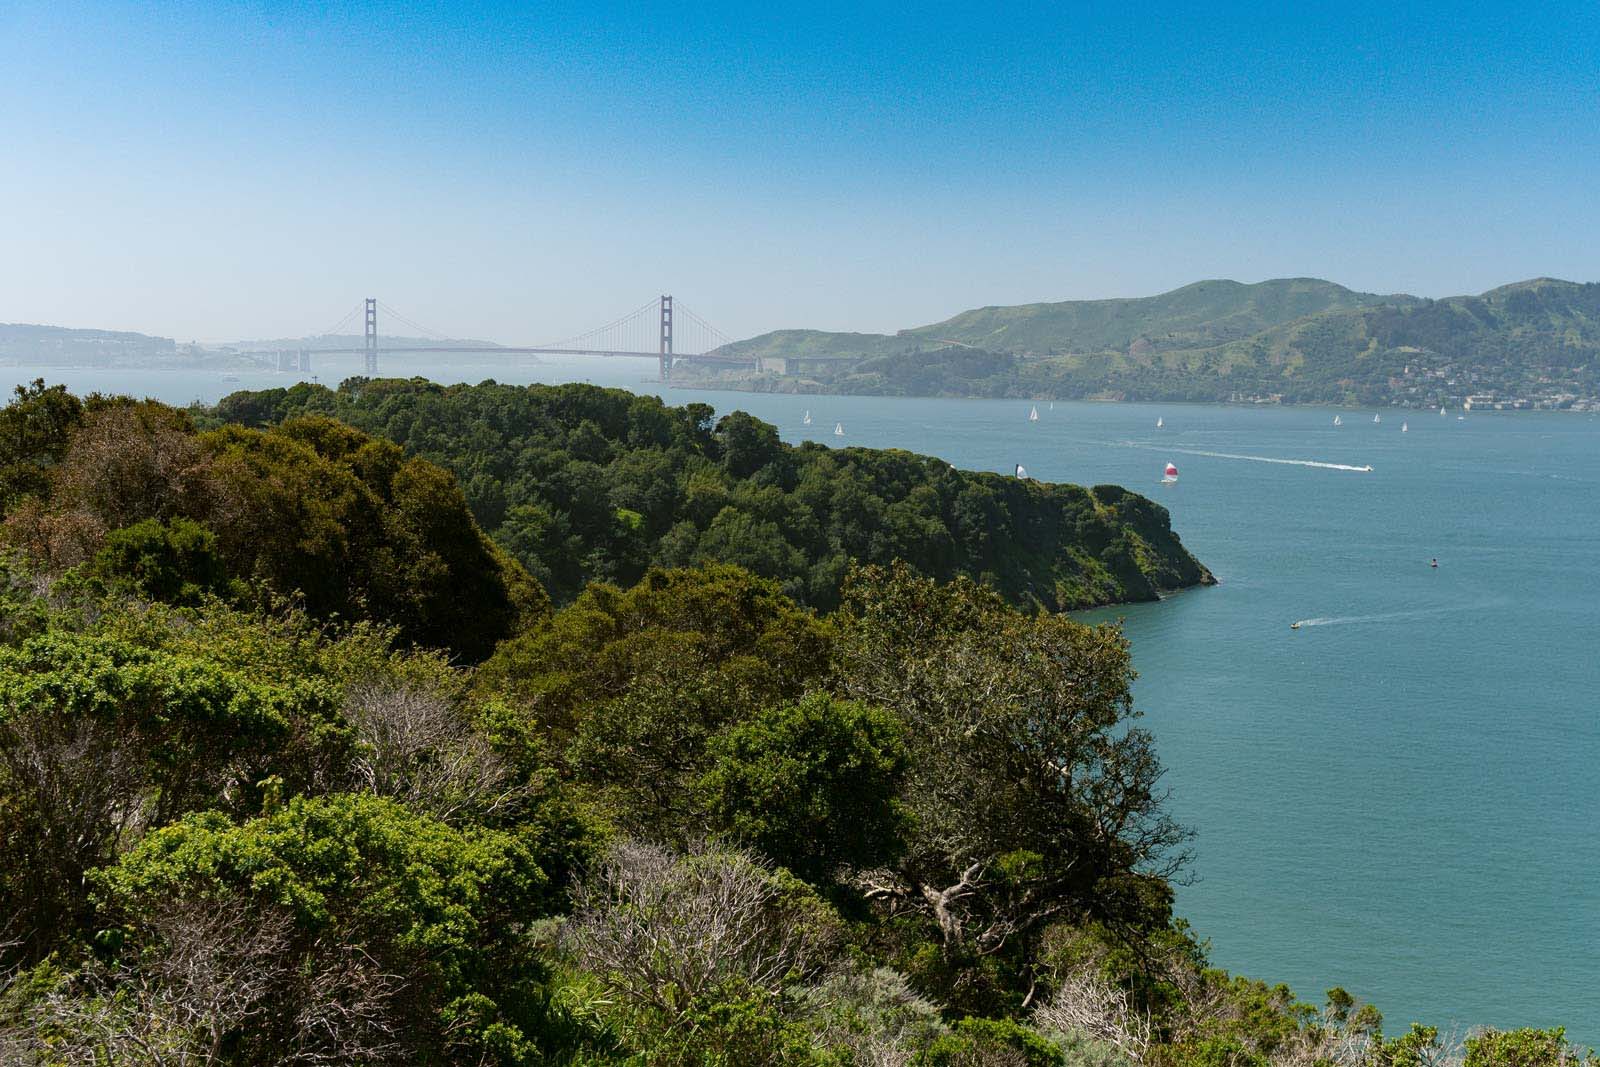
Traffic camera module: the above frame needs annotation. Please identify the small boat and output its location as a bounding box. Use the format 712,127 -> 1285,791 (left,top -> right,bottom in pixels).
833,422 -> 844,437
1028,405 -> 1039,422
1014,463 -> 1028,479
1161,462 -> 1179,484
1440,406 -> 1447,416
1401,421 -> 1408,432
1289,622 -> 1301,631
1333,415 -> 1343,426
1049,401 -> 1054,411
1156,416 -> 1164,429
802,410 -> 811,425
1373,413 -> 1381,423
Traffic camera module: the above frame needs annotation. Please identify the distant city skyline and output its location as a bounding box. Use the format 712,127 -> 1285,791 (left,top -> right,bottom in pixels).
2,1 -> 1597,344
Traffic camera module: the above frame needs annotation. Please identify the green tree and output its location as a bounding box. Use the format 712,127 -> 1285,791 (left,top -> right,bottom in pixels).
835,563 -> 1188,1005
193,379 -> 1211,613
0,379 -> 82,508
95,793 -> 563,1064
0,630 -> 345,960
478,564 -> 833,838
916,1017 -> 1068,1067
1464,1028 -> 1595,1067
698,693 -> 908,882
90,517 -> 232,605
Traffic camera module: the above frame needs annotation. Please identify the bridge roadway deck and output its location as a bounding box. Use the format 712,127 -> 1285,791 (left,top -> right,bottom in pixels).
300,346 -> 752,364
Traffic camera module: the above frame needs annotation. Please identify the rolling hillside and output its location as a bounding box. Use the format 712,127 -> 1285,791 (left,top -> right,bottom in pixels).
691,277 -> 1600,408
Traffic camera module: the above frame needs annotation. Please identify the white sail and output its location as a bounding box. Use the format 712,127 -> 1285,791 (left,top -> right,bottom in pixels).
833,422 -> 844,437
1440,406 -> 1447,415
1402,421 -> 1408,432
1333,415 -> 1342,426
1028,405 -> 1039,422
1156,416 -> 1164,428
1015,463 -> 1028,479
1374,413 -> 1381,423
802,410 -> 811,425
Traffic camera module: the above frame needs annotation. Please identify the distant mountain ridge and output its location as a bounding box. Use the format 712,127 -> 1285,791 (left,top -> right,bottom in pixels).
693,277 -> 1600,409
1,322 -> 180,366
716,278 -> 1406,361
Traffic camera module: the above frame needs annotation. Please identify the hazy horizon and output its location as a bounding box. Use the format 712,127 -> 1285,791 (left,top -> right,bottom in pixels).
3,2 -> 1598,344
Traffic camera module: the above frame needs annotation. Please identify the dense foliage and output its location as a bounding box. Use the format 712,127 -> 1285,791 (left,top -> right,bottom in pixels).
205,378 -> 1212,609
0,380 -> 542,660
0,381 -> 1585,1065
2,554 -> 1585,1065
688,278 -> 1600,408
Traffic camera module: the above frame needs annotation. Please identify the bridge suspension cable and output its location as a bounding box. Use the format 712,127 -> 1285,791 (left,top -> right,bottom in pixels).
674,304 -> 734,357
533,297 -> 731,357
533,297 -> 662,354
302,295 -> 741,385
313,302 -> 365,339
375,300 -> 454,342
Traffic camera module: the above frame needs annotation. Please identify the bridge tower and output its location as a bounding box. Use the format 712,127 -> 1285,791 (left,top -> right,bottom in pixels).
364,298 -> 378,375
658,295 -> 673,383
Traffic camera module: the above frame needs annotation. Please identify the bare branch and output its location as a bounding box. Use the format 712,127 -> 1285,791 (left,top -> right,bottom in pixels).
562,839 -> 837,1022
343,679 -> 523,824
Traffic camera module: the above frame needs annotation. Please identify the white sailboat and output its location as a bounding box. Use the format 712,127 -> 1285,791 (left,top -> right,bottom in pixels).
833,422 -> 844,437
1373,413 -> 1381,423
1049,401 -> 1054,411
1333,415 -> 1343,426
1401,421 -> 1408,432
1015,463 -> 1028,479
1156,416 -> 1164,429
1028,405 -> 1039,422
1440,406 -> 1447,416
802,410 -> 811,425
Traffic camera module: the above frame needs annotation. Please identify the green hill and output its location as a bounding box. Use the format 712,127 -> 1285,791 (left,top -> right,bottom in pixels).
207,379 -> 1214,611
714,278 -> 1402,362
693,277 -> 1600,408
901,277 -> 1402,355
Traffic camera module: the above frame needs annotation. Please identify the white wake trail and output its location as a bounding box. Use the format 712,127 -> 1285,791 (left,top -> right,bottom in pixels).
1162,447 -> 1373,473
1292,604 -> 1480,629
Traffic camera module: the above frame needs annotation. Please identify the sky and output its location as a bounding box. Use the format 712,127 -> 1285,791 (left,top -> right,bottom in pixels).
2,0 -> 1598,344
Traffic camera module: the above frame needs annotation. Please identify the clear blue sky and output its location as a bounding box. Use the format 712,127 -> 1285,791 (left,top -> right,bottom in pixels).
2,1 -> 1597,343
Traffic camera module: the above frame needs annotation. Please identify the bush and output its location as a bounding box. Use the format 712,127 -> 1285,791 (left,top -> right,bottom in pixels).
698,693 -> 909,882
90,517 -> 233,605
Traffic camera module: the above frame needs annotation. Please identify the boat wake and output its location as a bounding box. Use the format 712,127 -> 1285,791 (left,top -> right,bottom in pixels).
1106,440 -> 1373,472
1162,447 -> 1373,473
1291,604 -> 1481,629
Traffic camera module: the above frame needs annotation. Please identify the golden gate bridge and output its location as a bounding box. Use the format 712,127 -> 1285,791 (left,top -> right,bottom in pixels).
298,296 -> 749,382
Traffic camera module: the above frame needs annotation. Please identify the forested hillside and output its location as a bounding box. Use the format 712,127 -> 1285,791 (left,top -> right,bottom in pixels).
207,379 -> 1213,610
688,277 -> 1600,409
0,381 -> 539,660
0,379 -> 1585,1064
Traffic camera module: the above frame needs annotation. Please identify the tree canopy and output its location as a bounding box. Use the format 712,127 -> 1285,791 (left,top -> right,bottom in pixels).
0,379 -> 1578,1066
206,378 -> 1212,610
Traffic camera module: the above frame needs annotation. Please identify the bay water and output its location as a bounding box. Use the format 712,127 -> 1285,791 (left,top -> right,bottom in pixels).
10,355 -> 1597,1042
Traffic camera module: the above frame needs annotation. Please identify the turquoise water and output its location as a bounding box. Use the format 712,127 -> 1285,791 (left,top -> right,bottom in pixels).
12,359 -> 1599,1041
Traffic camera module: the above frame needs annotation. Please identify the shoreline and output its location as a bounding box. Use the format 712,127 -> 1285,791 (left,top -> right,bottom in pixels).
668,377 -> 1599,414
